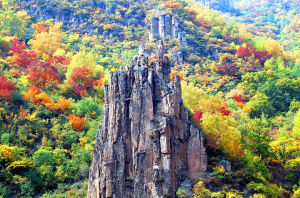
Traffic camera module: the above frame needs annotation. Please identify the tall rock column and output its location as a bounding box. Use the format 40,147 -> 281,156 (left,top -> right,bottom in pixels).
87,48 -> 207,198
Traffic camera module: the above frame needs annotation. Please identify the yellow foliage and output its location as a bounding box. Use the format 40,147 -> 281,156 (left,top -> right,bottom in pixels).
225,191 -> 243,198
192,181 -> 212,197
103,24 -> 115,30
270,136 -> 299,163
292,187 -> 300,198
30,23 -> 65,60
66,51 -> 102,78
264,39 -> 282,58
0,145 -> 17,162
213,165 -> 226,174
79,136 -> 88,146
285,157 -> 300,169
8,160 -> 34,170
25,112 -> 38,122
181,81 -> 242,157
181,81 -> 223,114
201,112 -> 242,157
250,194 -> 266,198
239,24 -> 253,39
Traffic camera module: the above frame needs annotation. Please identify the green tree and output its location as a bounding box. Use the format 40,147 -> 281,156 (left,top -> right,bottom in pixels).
240,116 -> 272,158
0,1 -> 31,39
247,93 -> 274,117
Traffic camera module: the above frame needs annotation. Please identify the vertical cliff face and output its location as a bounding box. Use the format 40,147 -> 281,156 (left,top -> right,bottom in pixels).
149,13 -> 187,65
150,13 -> 187,47
87,47 -> 207,198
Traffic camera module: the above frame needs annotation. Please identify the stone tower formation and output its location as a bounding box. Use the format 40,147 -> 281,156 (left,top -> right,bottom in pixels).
87,45 -> 207,197
149,12 -> 187,65
149,13 -> 187,47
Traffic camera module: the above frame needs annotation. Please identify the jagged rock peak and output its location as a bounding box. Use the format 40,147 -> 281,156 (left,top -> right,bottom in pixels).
87,47 -> 207,198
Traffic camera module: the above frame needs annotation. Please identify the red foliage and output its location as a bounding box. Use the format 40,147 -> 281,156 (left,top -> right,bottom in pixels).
236,43 -> 272,64
217,62 -> 238,75
9,38 -> 37,69
48,56 -> 71,66
0,74 -> 15,99
219,106 -> 231,116
233,96 -> 244,103
25,61 -> 61,88
252,49 -> 272,64
236,47 -> 251,58
67,65 -> 94,96
193,110 -> 204,120
9,38 -> 26,53
12,50 -> 37,69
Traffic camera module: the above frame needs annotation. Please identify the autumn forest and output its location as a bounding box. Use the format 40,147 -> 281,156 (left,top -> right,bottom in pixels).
0,0 -> 299,197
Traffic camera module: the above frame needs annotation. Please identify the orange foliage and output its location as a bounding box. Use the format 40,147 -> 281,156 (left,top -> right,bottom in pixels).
170,70 -> 183,81
161,0 -> 184,11
68,114 -> 85,132
33,22 -> 50,39
95,73 -> 106,88
23,86 -> 40,101
23,87 -> 55,110
19,106 -> 29,120
7,69 -> 21,78
55,97 -> 72,112
33,92 -> 55,110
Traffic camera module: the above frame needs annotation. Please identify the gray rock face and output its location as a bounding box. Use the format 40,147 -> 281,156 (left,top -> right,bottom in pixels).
149,13 -> 188,65
151,17 -> 160,39
220,160 -> 231,172
150,13 -> 186,42
87,48 -> 207,198
178,179 -> 193,198
172,51 -> 184,65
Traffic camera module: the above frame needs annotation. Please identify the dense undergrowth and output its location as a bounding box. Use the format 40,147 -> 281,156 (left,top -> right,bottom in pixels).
0,0 -> 299,197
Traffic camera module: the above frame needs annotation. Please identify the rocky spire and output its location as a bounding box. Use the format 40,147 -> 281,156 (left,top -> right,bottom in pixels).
87,45 -> 207,198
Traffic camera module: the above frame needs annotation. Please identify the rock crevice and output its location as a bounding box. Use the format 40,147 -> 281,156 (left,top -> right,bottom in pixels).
87,49 -> 207,198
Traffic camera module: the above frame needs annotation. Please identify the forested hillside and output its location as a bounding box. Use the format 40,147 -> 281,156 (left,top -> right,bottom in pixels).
0,0 -> 299,197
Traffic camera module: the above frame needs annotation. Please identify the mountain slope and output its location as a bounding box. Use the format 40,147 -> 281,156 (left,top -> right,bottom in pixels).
0,0 -> 299,197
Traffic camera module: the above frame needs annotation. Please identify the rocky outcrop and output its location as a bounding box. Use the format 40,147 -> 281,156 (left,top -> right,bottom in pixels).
149,13 -> 186,46
149,13 -> 187,65
87,46 -> 207,198
220,160 -> 231,172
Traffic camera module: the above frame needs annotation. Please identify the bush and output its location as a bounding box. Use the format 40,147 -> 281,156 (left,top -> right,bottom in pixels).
1,133 -> 10,145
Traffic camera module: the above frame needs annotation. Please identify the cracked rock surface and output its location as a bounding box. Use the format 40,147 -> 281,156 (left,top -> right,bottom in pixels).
87,49 -> 207,198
